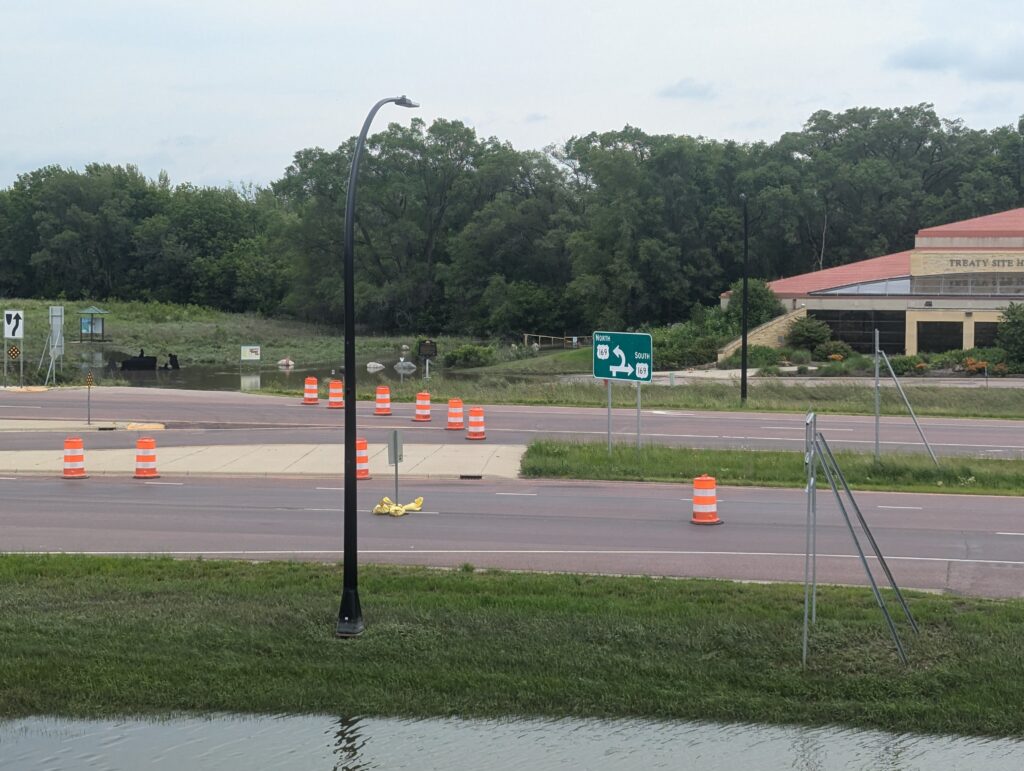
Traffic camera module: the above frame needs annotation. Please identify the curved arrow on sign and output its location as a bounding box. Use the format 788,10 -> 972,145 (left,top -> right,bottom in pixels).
609,345 -> 634,377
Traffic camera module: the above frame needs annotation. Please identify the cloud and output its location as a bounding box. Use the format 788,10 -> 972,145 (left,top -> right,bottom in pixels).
888,40 -> 1024,82
657,78 -> 715,100
524,112 -> 549,123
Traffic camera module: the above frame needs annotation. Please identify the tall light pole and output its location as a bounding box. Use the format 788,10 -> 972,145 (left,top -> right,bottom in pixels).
336,95 -> 419,638
740,193 -> 750,404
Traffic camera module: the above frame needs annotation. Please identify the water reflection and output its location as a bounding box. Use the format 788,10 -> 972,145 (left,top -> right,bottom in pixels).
0,714 -> 1022,770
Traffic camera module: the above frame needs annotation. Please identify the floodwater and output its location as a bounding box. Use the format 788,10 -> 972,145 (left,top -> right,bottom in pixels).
85,352 -> 454,392
0,715 -> 1021,770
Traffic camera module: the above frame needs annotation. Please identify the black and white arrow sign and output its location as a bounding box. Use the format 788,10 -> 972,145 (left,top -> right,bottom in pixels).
3,310 -> 24,340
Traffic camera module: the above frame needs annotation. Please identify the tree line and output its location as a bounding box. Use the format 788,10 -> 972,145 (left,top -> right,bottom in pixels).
1,104 -> 1022,337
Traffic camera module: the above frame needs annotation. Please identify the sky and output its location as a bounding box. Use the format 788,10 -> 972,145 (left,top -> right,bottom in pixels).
2,0 -> 1023,189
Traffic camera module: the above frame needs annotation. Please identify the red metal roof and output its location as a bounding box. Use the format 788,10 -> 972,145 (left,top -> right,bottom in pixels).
917,208 -> 1024,239
753,250 -> 912,297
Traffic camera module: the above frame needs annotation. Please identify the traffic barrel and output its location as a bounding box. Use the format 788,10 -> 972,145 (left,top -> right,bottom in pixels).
62,436 -> 87,479
302,377 -> 319,405
466,406 -> 486,440
445,398 -> 465,430
413,392 -> 431,422
356,437 -> 371,479
133,437 -> 159,479
374,385 -> 391,415
328,379 -> 344,409
691,475 -> 722,525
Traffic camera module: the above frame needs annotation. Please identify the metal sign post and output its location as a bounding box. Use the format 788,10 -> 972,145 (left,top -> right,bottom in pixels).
387,430 -> 403,503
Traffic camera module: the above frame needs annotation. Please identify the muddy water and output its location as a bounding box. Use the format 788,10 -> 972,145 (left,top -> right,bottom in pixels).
1,714 -> 1021,770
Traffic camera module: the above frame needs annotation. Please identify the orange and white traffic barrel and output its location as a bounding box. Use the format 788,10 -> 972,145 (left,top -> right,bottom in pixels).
691,475 -> 722,525
328,379 -> 344,409
466,406 -> 486,440
413,392 -> 431,422
302,376 -> 319,405
62,436 -> 87,479
355,437 -> 371,479
446,398 -> 465,430
374,385 -> 391,415
133,437 -> 159,479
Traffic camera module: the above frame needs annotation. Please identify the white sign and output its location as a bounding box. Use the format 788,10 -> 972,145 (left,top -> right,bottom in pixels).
4,310 -> 24,340
240,345 -> 261,361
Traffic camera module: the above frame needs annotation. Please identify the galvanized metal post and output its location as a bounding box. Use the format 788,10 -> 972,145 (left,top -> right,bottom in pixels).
874,329 -> 880,462
607,379 -> 612,454
636,383 -> 641,449
879,350 -> 939,467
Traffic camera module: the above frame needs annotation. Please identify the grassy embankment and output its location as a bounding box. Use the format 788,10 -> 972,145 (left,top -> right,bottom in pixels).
1,556 -> 1022,737
522,441 -> 1024,495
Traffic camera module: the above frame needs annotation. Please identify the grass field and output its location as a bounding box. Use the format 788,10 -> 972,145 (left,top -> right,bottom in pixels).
521,441 -> 1024,494
1,556 -> 1022,738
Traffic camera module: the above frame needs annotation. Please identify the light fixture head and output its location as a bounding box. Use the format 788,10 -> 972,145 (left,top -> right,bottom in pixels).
395,95 -> 419,108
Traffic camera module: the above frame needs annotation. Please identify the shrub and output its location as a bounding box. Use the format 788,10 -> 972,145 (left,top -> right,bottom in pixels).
443,344 -> 497,368
717,345 -> 782,369
813,339 -> 855,361
789,349 -> 812,365
758,365 -> 781,376
786,316 -> 831,349
796,365 -> 809,375
887,354 -> 923,376
724,279 -> 785,328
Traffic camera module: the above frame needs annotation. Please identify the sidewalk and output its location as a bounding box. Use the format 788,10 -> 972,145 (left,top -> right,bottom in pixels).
0,442 -> 526,480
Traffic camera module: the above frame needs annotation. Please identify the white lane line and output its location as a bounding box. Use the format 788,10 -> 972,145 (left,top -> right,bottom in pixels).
877,505 -> 923,510
763,427 -> 854,432
0,476 -> 18,480
996,532 -> 1024,536
144,481 -> 184,486
496,492 -> 537,496
0,405 -> 43,409
302,508 -> 440,514
7,549 -> 1022,567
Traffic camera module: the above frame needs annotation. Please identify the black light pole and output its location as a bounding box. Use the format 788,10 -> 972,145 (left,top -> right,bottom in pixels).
336,94 -> 418,638
740,193 -> 750,404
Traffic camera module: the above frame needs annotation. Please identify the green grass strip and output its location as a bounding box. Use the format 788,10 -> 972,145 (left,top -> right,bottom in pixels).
1,556 -> 1022,737
521,441 -> 1024,495
266,378 -> 1024,420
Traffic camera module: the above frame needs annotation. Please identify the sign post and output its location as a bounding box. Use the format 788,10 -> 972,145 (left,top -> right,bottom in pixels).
86,370 -> 94,425
593,331 -> 653,451
387,429 -> 404,503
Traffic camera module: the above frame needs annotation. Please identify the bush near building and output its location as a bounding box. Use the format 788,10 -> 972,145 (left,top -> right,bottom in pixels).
786,316 -> 832,350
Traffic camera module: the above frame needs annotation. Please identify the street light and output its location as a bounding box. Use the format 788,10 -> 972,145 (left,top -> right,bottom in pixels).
740,193 -> 749,404
336,95 -> 419,638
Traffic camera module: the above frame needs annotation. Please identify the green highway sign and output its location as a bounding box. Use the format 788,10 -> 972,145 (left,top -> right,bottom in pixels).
592,331 -> 653,383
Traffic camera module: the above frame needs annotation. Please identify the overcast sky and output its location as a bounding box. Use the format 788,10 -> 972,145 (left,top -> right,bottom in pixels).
3,0 -> 1023,189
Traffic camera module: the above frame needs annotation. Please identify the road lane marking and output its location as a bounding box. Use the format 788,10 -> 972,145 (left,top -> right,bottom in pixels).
496,492 -> 537,496
997,532 -> 1024,536
877,505 -> 923,510
6,549 -> 1022,567
144,481 -> 184,486
0,405 -> 43,409
0,476 -> 17,480
315,487 -> 344,491
763,427 -> 853,432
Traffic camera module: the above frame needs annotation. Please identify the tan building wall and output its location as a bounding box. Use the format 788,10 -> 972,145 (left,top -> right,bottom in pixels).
904,309 -> 1004,355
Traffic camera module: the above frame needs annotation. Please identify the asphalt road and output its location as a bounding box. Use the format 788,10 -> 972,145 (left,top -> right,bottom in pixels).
2,387 -> 1024,457
3,475 -> 1021,598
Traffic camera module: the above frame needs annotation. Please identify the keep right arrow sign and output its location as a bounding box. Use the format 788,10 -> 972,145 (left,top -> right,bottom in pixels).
4,310 -> 24,340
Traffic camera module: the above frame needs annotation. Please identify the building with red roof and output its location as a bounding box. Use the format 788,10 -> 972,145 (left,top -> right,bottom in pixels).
723,208 -> 1024,355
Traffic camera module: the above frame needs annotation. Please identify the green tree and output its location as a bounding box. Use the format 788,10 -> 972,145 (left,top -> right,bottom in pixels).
996,302 -> 1024,363
723,278 -> 785,328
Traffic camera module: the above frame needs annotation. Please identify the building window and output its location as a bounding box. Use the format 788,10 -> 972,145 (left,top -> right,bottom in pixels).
974,322 -> 1000,348
809,310 -> 905,354
917,321 -> 963,353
